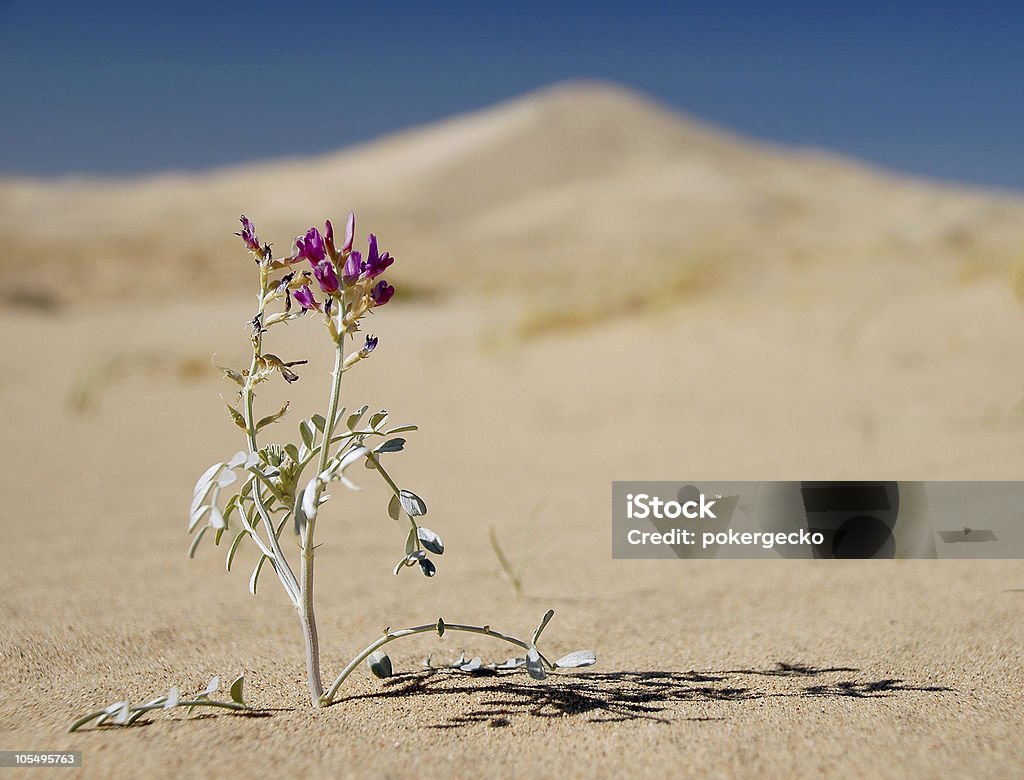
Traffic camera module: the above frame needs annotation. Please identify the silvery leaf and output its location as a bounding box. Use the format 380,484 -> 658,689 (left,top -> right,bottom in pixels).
227,451 -> 247,469
216,469 -> 238,489
301,478 -> 320,522
113,701 -> 131,725
531,609 -> 555,646
417,527 -> 444,555
244,452 -> 261,469
249,556 -> 267,595
193,462 -> 224,499
419,557 -> 436,577
209,504 -> 227,530
497,657 -> 526,669
204,676 -> 220,696
188,504 -> 211,533
164,687 -> 179,709
339,475 -> 361,492
526,647 -> 546,681
387,493 -> 401,521
375,438 -> 405,454
460,657 -> 483,673
336,446 -> 369,473
399,490 -> 427,517
449,652 -> 467,668
553,650 -> 597,669
384,424 -> 418,435
367,651 -> 393,679
229,674 -> 245,706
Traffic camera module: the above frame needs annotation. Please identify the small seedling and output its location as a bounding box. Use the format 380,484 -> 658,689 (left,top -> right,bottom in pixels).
71,214 -> 594,729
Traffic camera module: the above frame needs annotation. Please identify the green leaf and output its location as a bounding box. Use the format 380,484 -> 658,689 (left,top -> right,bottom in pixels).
387,493 -> 401,521
256,401 -> 291,432
404,526 -> 417,556
299,421 -> 314,449
311,414 -> 327,432
346,405 -> 369,430
249,556 -> 268,595
188,525 -> 209,559
225,530 -> 247,572
229,674 -> 245,706
225,402 -> 247,430
436,618 -> 445,637
384,424 -> 418,435
369,410 -> 388,430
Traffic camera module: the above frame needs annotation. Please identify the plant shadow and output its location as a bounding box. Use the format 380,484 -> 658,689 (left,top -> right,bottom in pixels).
340,662 -> 951,728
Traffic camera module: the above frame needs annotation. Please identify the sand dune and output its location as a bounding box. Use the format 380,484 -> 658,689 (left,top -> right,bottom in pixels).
3,81 -> 1023,312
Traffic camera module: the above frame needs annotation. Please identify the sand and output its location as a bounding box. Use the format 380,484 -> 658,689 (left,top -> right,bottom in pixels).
1,83 -> 1023,778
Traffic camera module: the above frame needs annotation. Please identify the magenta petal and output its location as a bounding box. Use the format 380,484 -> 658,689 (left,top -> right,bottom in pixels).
371,279 -> 394,306
313,259 -> 340,293
324,219 -> 337,259
343,250 -> 362,285
343,212 -> 355,254
293,285 -> 319,310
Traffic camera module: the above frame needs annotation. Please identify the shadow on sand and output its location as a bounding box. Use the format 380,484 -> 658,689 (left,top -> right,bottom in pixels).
338,662 -> 951,727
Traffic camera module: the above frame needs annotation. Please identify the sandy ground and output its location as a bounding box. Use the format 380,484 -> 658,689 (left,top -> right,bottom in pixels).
1,261 -> 1023,777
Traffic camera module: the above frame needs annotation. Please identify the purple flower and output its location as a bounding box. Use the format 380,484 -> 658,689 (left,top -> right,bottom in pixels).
293,285 -> 319,311
342,212 -> 355,254
370,279 -> 395,307
313,259 -> 340,294
324,219 -> 337,260
343,250 -> 363,286
291,227 -> 327,265
363,234 -> 394,279
360,335 -> 378,356
236,215 -> 261,253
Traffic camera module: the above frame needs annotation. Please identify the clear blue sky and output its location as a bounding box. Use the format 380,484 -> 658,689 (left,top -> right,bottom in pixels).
1,1 -> 1022,191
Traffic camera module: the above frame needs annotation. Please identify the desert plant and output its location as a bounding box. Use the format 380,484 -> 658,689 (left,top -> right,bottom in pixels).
70,214 -> 593,730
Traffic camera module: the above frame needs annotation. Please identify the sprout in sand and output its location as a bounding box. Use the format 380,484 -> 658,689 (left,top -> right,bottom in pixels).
71,213 -> 594,730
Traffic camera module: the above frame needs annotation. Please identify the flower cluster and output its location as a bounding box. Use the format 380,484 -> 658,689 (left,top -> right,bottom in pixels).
273,213 -> 396,321
235,214 -> 396,346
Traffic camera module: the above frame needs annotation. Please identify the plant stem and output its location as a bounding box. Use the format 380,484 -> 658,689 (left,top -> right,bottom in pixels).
320,621 -> 554,706
243,282 -> 300,605
299,307 -> 347,707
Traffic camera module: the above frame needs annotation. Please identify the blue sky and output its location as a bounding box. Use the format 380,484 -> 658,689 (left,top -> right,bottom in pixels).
1,1 -> 1022,190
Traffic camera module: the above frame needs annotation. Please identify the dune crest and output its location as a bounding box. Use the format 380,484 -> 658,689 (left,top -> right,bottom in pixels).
2,80 -> 1022,308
